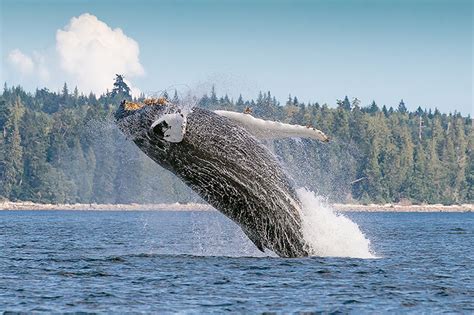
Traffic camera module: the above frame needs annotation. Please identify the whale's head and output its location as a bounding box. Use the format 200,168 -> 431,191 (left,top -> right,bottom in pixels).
115,98 -> 187,145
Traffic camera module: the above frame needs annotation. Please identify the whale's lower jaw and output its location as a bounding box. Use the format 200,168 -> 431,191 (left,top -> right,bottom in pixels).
181,173 -> 310,258
123,107 -> 310,258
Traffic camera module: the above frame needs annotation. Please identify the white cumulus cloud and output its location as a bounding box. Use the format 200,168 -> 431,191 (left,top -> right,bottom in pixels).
8,49 -> 35,75
56,13 -> 144,96
7,49 -> 50,83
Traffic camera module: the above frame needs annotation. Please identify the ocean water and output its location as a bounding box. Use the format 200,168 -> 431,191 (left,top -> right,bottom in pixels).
0,210 -> 473,313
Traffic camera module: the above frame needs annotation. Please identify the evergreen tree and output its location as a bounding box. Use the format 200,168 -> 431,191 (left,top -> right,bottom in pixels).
236,94 -> 245,111
333,107 -> 350,141
466,125 -> 474,201
0,98 -> 24,199
0,98 -> 10,137
367,101 -> 379,114
342,96 -> 351,111
398,99 -> 407,113
210,85 -> 218,105
19,109 -> 74,203
110,74 -> 131,100
286,94 -> 293,107
62,82 -> 69,98
410,142 -> 428,203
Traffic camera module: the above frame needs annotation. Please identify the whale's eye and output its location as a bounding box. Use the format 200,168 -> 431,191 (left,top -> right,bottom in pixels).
150,120 -> 169,139
149,113 -> 186,143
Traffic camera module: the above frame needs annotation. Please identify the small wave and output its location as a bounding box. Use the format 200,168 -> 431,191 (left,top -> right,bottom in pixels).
56,270 -> 111,277
297,188 -> 376,259
448,227 -> 467,234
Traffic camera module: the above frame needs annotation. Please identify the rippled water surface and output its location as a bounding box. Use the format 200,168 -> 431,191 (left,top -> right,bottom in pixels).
1,210 -> 473,313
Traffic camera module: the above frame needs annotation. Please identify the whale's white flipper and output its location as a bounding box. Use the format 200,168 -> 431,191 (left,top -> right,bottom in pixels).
214,110 -> 329,142
150,113 -> 187,143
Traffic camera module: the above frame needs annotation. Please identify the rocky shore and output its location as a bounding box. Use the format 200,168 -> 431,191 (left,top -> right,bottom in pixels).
331,203 -> 473,212
1,201 -> 472,212
0,201 -> 213,211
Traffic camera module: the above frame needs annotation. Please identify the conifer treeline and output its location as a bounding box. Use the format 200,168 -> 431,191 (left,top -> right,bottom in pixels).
0,79 -> 472,205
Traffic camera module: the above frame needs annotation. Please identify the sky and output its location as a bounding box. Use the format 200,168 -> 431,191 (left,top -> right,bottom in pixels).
1,0 -> 472,114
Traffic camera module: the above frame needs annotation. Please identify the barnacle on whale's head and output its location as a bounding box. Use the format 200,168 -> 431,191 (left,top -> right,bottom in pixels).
144,97 -> 168,106
123,100 -> 144,111
122,97 -> 168,110
116,97 -> 171,120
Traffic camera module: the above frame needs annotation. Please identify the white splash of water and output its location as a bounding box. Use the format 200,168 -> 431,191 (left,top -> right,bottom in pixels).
297,188 -> 376,259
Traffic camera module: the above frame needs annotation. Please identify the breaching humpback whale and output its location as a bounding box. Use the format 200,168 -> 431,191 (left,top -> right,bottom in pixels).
115,98 -> 329,258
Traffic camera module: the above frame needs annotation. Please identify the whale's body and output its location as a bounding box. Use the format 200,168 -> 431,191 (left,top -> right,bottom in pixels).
115,101 -> 328,257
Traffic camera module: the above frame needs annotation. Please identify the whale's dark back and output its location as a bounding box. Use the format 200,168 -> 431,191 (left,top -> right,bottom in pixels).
134,107 -> 309,257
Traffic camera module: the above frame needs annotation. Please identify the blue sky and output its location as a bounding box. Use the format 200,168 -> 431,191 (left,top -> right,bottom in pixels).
1,0 -> 472,114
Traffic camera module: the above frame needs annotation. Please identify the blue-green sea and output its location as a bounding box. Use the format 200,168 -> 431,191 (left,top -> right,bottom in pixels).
1,211 -> 472,313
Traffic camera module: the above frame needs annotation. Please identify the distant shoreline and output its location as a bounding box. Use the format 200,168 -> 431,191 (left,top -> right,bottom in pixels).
0,201 -> 472,212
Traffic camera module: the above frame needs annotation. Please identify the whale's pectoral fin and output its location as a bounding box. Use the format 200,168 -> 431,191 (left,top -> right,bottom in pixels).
214,110 -> 329,142
242,228 -> 265,252
149,113 -> 187,143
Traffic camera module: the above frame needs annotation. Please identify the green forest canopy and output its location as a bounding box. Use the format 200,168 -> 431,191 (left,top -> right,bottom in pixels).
0,79 -> 472,205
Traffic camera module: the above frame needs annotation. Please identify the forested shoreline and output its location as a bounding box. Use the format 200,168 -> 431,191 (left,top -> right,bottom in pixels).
0,78 -> 472,205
